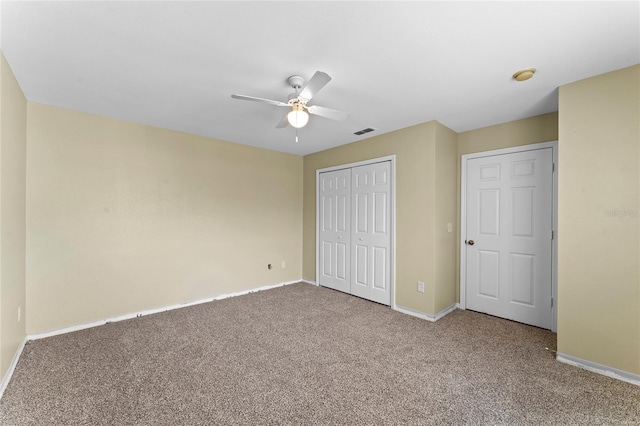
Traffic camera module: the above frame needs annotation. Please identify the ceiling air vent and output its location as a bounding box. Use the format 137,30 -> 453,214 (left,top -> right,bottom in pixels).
354,127 -> 376,136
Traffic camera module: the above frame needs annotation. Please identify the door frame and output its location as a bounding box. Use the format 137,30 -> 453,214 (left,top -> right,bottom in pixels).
460,141 -> 558,332
315,155 -> 396,307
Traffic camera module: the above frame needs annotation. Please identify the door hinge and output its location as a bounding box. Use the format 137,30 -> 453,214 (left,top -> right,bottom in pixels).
551,298 -> 554,308
552,163 -> 555,173
552,230 -> 554,240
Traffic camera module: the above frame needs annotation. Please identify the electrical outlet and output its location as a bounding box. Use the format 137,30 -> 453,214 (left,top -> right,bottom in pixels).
267,264 -> 272,270
281,261 -> 286,269
18,306 -> 21,322
447,222 -> 453,233
417,281 -> 425,293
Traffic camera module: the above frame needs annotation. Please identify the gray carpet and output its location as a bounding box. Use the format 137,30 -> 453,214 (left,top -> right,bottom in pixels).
1,283 -> 638,425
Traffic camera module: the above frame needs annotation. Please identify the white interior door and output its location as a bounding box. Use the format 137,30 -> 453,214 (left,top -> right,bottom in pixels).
318,169 -> 350,293
351,161 -> 391,305
465,148 -> 553,329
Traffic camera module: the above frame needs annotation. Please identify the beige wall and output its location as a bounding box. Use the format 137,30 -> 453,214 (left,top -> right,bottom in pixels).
0,51 -> 27,381
455,113 -> 559,301
434,123 -> 458,313
558,65 -> 639,375
303,121 -> 457,316
26,103 -> 303,334
458,112 -> 559,156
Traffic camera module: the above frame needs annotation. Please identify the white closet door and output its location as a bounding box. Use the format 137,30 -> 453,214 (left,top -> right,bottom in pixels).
351,161 -> 391,305
318,169 -> 351,293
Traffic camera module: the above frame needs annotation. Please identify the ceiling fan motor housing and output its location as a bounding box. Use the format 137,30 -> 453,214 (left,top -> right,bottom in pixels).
291,102 -> 305,112
287,75 -> 305,89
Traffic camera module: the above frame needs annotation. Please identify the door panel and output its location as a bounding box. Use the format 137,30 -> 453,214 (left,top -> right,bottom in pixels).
466,148 -> 553,329
336,196 -> 347,231
510,253 -> 534,305
354,244 -> 368,288
322,196 -> 332,231
322,242 -> 332,276
355,193 -> 369,233
318,169 -> 351,293
336,242 -> 348,280
372,247 -> 387,290
478,250 -> 500,299
479,189 -> 500,235
512,188 -> 534,237
351,161 -> 391,305
373,192 -> 387,233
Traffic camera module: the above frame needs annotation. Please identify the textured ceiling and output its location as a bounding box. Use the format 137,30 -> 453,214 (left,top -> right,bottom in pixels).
1,1 -> 638,155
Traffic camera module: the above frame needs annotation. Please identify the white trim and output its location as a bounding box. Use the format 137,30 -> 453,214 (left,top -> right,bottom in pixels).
0,337 -> 28,400
301,278 -> 317,286
316,167 -> 320,289
557,352 -> 640,387
391,158 -> 397,310
28,279 -> 302,341
434,303 -> 459,321
550,143 -> 558,332
315,155 -> 396,308
460,152 -> 468,311
315,156 -> 396,174
394,303 -> 458,322
459,141 -> 559,332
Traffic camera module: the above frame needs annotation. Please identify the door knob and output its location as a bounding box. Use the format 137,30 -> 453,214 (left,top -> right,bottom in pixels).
467,240 -> 475,246
338,236 -> 343,239
359,237 -> 364,241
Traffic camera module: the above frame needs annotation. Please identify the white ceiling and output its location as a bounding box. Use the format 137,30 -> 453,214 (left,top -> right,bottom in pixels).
1,1 -> 638,156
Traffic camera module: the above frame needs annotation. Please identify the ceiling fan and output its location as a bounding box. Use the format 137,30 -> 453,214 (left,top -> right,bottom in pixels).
231,71 -> 349,131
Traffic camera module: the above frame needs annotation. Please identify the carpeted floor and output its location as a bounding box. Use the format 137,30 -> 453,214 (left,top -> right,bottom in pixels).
1,282 -> 638,425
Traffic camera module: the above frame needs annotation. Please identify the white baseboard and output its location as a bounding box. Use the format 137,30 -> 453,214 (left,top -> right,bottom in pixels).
301,278 -> 317,286
0,337 -> 27,400
394,303 -> 458,322
556,352 -> 640,387
28,279 -> 304,341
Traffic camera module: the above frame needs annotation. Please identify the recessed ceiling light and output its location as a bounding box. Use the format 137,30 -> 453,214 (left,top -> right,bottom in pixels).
513,68 -> 536,82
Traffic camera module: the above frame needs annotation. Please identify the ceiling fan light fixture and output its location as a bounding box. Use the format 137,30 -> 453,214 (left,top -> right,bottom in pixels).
287,103 -> 309,128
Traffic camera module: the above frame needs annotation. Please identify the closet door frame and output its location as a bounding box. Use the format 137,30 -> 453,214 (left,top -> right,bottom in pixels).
315,155 -> 396,307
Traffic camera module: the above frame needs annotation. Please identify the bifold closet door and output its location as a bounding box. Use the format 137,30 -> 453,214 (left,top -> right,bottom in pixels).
351,161 -> 391,305
318,161 -> 391,306
318,168 -> 351,293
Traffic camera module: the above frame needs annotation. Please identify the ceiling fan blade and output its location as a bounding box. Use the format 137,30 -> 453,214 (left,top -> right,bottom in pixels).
276,113 -> 289,128
307,105 -> 350,121
298,71 -> 331,102
231,94 -> 289,107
